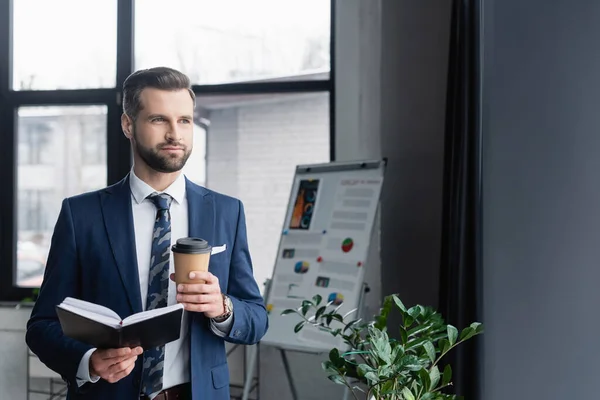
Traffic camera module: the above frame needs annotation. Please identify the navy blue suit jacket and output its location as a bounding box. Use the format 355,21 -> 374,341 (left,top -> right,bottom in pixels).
26,175 -> 268,400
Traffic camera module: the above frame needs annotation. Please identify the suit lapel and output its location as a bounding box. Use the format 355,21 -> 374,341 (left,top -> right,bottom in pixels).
186,179 -> 215,249
100,175 -> 143,314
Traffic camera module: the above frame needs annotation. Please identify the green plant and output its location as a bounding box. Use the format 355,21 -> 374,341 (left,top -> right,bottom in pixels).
20,288 -> 40,303
282,294 -> 483,400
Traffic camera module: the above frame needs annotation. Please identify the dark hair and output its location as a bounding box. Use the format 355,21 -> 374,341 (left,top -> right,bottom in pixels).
122,67 -> 196,120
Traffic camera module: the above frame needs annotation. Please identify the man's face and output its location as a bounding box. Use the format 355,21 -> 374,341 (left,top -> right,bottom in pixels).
128,88 -> 194,173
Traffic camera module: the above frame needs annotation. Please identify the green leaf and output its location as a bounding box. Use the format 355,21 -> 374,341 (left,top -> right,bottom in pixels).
357,363 -> 375,378
471,322 -> 484,333
375,295 -> 393,330
301,304 -> 311,316
294,321 -> 305,333
280,309 -> 297,316
315,306 -> 327,320
418,367 -> 431,392
399,325 -> 408,344
460,327 -> 476,341
329,348 -> 346,368
402,387 -> 416,400
327,374 -> 346,385
392,294 -> 407,312
423,341 -> 436,362
344,319 -> 361,332
332,313 -> 344,323
364,371 -> 378,383
430,365 -> 441,389
312,294 -> 323,305
442,364 -> 453,386
439,338 -> 451,354
391,345 -> 405,364
404,315 -> 415,327
408,306 -> 421,319
447,325 -> 458,346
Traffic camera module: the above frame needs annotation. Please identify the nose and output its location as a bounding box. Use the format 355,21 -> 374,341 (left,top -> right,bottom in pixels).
165,121 -> 181,143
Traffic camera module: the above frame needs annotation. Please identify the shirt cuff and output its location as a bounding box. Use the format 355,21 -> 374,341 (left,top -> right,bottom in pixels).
210,313 -> 234,337
76,348 -> 101,387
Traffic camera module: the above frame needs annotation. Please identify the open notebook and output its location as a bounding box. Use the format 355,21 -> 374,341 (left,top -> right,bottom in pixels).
56,297 -> 184,349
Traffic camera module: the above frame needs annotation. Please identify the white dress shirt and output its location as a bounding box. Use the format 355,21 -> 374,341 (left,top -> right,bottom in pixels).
76,170 -> 232,389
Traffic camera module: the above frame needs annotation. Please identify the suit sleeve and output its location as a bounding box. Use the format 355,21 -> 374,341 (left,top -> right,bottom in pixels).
222,200 -> 269,345
25,198 -> 94,391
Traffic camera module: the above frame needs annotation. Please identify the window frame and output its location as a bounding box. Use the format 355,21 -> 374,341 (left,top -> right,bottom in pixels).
0,0 -> 335,301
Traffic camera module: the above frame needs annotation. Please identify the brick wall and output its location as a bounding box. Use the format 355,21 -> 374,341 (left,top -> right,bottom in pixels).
205,92 -> 330,291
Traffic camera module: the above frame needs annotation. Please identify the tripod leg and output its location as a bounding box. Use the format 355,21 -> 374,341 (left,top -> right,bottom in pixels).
280,349 -> 299,400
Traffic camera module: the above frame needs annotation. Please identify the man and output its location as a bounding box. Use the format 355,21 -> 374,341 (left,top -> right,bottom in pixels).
26,67 -> 268,400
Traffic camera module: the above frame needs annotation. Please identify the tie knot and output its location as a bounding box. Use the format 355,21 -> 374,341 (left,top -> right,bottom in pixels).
147,193 -> 173,211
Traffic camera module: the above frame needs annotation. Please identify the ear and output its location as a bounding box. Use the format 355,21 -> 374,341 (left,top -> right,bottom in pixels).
121,114 -> 134,139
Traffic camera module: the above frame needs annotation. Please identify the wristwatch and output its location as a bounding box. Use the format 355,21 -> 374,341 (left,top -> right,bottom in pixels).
213,294 -> 233,322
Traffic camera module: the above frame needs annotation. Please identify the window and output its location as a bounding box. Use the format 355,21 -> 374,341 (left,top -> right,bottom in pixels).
18,189 -> 53,231
1,0 -> 333,301
16,106 -> 108,287
12,0 -> 118,90
81,123 -> 107,166
135,0 -> 331,84
18,121 -> 53,165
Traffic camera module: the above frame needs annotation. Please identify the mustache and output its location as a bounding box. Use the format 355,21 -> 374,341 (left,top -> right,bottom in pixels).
158,142 -> 187,150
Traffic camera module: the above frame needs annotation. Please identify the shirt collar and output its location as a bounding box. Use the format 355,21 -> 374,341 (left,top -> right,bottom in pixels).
129,169 -> 186,205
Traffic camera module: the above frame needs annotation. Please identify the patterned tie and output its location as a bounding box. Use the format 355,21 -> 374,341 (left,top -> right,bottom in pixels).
141,193 -> 173,396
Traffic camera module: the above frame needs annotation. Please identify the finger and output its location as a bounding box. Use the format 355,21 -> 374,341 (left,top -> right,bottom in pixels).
189,271 -> 217,283
107,355 -> 137,377
101,347 -> 132,360
169,273 -> 176,282
177,283 -> 219,294
181,303 -> 213,313
177,293 -> 220,304
95,353 -> 136,374
106,358 -> 137,383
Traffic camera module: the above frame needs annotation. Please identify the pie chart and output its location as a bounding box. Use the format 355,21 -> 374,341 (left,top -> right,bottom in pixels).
294,261 -> 310,274
341,238 -> 354,253
328,292 -> 344,306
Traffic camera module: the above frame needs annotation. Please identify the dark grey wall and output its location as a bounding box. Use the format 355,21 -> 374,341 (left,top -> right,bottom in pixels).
380,0 -> 451,313
482,1 -> 600,399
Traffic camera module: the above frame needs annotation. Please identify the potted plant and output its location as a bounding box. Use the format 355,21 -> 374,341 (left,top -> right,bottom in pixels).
282,294 -> 483,400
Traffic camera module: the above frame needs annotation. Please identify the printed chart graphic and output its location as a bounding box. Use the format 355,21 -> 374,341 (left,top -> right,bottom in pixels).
341,238 -> 354,253
289,179 -> 320,230
294,261 -> 310,274
263,159 -> 385,354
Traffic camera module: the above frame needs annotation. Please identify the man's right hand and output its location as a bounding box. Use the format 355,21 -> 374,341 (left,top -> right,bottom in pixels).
89,347 -> 143,383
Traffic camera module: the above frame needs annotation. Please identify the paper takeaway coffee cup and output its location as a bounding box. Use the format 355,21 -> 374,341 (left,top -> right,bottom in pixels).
172,238 -> 212,284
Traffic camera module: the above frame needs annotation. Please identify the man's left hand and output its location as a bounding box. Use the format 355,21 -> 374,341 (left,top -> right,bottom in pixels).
170,271 -> 225,318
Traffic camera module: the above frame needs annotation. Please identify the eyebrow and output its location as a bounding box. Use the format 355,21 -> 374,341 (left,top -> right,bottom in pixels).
147,114 -> 193,120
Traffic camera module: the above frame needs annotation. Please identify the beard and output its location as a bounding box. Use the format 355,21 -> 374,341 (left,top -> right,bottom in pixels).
132,127 -> 192,173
